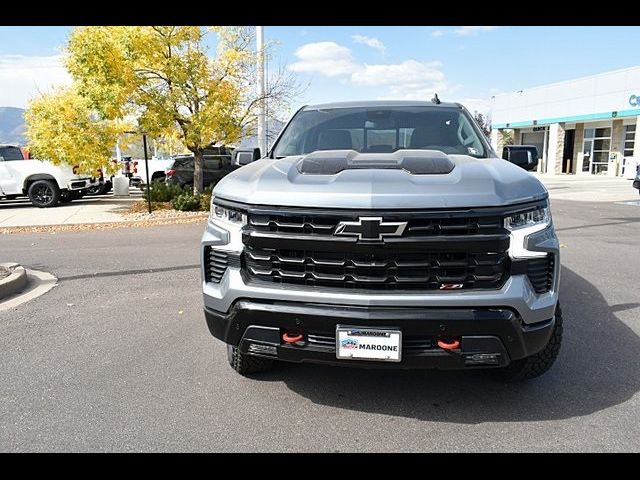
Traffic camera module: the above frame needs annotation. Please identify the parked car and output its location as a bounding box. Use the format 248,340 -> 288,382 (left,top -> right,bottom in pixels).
0,144 -> 93,207
127,158 -> 174,187
202,100 -> 562,382
633,164 -> 640,195
165,146 -> 237,189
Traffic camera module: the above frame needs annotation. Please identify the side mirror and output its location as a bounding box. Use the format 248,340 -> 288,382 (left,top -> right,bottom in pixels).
233,147 -> 261,166
502,145 -> 539,171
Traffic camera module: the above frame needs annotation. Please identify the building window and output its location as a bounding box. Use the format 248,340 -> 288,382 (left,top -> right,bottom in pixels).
624,124 -> 636,157
582,127 -> 611,174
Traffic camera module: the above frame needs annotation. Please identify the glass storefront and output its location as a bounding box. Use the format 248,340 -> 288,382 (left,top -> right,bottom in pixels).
582,127 -> 611,175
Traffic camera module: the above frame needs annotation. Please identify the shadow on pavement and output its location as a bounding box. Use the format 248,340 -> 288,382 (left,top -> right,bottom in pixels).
254,266 -> 640,423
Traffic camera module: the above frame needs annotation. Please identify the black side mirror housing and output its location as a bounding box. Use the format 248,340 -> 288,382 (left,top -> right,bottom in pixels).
502,145 -> 539,171
233,147 -> 262,166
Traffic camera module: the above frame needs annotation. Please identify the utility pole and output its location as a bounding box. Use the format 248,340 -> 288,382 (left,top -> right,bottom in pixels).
256,26 -> 267,156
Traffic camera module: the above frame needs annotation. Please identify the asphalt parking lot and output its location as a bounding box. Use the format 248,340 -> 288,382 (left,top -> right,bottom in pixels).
0,194 -> 639,452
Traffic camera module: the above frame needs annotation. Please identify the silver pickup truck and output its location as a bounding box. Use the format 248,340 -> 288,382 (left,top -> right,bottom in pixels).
201,100 -> 562,382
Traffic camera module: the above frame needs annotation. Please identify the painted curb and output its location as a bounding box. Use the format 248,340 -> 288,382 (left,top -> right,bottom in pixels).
0,263 -> 29,300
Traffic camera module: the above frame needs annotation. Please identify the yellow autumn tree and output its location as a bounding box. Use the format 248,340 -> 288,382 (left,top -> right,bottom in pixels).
25,87 -> 127,176
62,26 -> 298,193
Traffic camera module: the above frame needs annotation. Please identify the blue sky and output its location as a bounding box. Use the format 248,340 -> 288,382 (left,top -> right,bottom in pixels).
1,26 -> 639,117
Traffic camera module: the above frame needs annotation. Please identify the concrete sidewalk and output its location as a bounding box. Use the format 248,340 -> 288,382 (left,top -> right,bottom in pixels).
536,174 -> 639,203
0,190 -> 141,227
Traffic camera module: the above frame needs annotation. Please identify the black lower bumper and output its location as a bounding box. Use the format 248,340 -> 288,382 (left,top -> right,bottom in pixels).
204,301 -> 555,369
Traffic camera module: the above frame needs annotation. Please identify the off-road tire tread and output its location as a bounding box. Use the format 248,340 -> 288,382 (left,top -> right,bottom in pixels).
495,303 -> 563,382
227,345 -> 274,375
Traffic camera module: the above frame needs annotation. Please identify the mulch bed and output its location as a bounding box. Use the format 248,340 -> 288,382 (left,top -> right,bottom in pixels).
0,214 -> 208,235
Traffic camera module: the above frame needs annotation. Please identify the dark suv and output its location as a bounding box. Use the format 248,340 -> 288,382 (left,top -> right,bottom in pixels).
166,146 -> 236,189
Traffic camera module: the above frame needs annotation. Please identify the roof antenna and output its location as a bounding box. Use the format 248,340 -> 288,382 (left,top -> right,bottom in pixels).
431,93 -> 441,105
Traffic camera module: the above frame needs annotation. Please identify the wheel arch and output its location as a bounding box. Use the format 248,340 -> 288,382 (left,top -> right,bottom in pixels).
23,174 -> 59,194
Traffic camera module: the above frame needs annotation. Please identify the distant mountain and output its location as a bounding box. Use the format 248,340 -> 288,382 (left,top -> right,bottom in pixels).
0,107 -> 26,145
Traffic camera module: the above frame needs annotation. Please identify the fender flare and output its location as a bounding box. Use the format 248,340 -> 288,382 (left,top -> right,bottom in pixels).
23,174 -> 59,193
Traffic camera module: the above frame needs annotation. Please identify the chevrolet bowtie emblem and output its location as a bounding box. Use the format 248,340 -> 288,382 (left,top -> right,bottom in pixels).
334,217 -> 407,241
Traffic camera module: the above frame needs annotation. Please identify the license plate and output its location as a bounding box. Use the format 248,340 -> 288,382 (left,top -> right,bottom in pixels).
336,326 -> 402,362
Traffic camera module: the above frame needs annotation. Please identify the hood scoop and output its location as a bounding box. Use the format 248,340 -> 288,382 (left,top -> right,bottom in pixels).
296,149 -> 455,175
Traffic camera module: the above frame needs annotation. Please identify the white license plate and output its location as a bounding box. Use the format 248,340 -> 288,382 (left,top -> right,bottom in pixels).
336,326 -> 402,362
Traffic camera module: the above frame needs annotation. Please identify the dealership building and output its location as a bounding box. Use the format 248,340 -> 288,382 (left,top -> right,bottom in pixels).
490,66 -> 639,177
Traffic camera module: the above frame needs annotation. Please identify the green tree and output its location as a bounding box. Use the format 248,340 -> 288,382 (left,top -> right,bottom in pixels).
25,87 -> 127,175
473,111 -> 491,139
26,26 -> 299,193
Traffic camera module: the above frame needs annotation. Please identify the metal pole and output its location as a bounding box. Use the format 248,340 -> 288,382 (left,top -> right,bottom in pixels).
256,26 -> 267,156
143,134 -> 151,214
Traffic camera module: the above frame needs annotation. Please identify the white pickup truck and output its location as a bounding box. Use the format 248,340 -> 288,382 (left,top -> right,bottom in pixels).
0,144 -> 94,207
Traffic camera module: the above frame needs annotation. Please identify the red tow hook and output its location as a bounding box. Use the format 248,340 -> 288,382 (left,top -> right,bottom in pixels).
282,332 -> 305,344
437,338 -> 461,351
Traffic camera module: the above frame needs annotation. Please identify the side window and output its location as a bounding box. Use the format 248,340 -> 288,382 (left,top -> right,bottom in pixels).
204,158 -> 222,170
0,146 -> 25,161
457,116 -> 484,155
174,157 -> 194,169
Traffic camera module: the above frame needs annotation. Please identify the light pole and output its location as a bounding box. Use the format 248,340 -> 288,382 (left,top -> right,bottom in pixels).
123,130 -> 152,214
142,134 -> 151,214
256,26 -> 267,156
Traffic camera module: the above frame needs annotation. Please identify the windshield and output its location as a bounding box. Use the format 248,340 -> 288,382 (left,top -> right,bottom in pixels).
0,146 -> 25,161
273,106 -> 487,158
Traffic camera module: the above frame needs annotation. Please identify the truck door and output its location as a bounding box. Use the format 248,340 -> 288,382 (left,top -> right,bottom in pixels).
0,146 -> 24,195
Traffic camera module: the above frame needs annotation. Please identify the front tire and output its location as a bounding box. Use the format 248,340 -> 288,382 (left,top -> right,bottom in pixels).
493,303 -> 563,382
28,180 -> 60,208
227,344 -> 274,375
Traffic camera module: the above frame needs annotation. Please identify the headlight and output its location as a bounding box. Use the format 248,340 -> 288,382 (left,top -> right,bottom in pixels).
504,206 -> 550,230
505,205 -> 553,258
209,200 -> 247,227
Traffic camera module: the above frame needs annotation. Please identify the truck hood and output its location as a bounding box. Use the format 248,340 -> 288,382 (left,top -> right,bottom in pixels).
214,153 -> 548,209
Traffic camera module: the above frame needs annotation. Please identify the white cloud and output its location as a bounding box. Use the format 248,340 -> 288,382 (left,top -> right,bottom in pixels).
0,55 -> 71,108
454,26 -> 497,36
352,60 -> 453,100
431,30 -> 444,38
289,42 -> 454,100
351,35 -> 385,53
288,41 -> 359,77
458,97 -> 491,116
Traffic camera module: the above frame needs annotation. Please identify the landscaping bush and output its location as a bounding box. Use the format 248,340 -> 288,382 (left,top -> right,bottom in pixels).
141,182 -> 184,203
199,192 -> 212,211
171,192 -> 202,211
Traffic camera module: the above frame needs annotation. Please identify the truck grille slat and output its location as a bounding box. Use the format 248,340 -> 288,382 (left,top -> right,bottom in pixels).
249,213 -> 504,237
244,246 -> 509,291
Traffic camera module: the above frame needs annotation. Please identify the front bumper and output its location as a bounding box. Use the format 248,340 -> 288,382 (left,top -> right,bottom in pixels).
66,178 -> 92,191
204,300 -> 556,369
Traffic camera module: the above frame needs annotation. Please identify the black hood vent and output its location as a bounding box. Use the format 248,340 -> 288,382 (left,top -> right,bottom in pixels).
296,149 -> 455,175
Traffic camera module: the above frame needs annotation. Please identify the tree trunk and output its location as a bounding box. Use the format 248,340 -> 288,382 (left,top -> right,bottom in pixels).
193,150 -> 204,194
